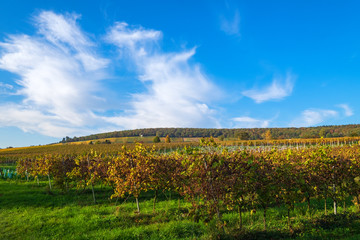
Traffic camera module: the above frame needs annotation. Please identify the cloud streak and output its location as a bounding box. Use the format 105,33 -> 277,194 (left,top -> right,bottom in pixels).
291,109 -> 338,127
232,116 -> 270,128
220,10 -> 240,36
0,82 -> 13,94
337,104 -> 354,117
291,103 -> 354,128
242,72 -> 295,103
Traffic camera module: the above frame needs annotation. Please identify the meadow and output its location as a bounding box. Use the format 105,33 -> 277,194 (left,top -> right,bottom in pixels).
2,175 -> 360,239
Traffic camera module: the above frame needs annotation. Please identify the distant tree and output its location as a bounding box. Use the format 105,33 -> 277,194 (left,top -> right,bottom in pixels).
349,131 -> 359,137
89,141 -> 93,145
238,132 -> 250,140
165,135 -> 171,143
153,136 -> 161,143
319,128 -> 327,138
218,135 -> 225,141
326,133 -> 333,138
300,131 -> 319,138
263,130 -> 272,140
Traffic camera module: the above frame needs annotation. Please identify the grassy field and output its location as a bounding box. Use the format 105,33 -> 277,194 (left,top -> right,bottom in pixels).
2,171 -> 360,240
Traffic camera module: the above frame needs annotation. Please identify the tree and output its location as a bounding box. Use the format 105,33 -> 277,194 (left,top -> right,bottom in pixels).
153,136 -> 160,143
165,135 -> 171,143
319,128 -> 327,138
238,132 -> 250,140
263,130 -> 272,140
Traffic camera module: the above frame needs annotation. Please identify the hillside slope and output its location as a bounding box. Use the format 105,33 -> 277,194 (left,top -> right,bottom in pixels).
60,124 -> 360,143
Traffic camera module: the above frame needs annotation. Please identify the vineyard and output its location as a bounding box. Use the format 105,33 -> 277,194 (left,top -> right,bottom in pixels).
2,135 -> 360,163
0,141 -> 200,163
2,138 -> 360,239
14,143 -> 360,222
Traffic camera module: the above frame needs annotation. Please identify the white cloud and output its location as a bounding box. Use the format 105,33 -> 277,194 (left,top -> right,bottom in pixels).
35,11 -> 108,72
105,22 -> 220,129
337,104 -> 354,117
0,11 -> 109,137
0,105 -> 76,137
291,109 -> 338,127
220,10 -> 240,36
232,116 -> 270,128
242,72 -> 295,103
107,22 -> 162,49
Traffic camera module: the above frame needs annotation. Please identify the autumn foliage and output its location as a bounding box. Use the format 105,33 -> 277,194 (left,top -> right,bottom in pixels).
16,143 -> 360,229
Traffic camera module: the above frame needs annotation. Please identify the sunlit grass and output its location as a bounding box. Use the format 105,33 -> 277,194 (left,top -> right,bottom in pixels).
2,177 -> 360,239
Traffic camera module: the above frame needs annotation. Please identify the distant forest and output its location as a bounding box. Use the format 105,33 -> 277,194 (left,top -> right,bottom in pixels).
60,124 -> 360,143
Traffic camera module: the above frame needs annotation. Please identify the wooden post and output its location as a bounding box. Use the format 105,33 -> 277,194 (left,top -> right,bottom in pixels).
333,183 -> 337,215
324,188 -> 327,215
332,166 -> 337,215
87,156 -> 96,204
129,158 -> 139,213
136,196 -> 140,213
263,207 -> 267,231
238,205 -> 243,229
48,174 -> 52,190
153,189 -> 158,213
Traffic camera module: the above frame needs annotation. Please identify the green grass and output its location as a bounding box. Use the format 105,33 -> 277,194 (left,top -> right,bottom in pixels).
2,178 -> 360,239
0,179 -> 205,240
0,163 -> 16,170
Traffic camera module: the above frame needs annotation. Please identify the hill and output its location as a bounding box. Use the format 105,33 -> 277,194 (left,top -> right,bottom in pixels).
60,124 -> 360,143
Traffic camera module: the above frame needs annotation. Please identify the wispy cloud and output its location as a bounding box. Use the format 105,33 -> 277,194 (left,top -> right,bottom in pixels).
337,104 -> 354,117
105,22 -> 220,129
242,72 -> 295,103
0,82 -> 13,89
107,22 -> 162,49
232,116 -> 270,128
291,109 -> 338,127
220,9 -> 240,36
0,82 -> 13,94
0,11 -> 109,137
0,104 -> 76,137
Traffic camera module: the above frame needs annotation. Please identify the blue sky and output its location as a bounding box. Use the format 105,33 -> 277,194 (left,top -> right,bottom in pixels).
0,0 -> 359,148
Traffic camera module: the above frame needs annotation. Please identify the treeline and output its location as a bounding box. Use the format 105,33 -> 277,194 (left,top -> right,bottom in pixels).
60,124 -> 360,143
16,143 -> 360,231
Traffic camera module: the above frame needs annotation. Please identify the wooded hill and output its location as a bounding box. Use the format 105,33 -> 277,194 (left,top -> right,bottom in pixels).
60,124 -> 360,143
